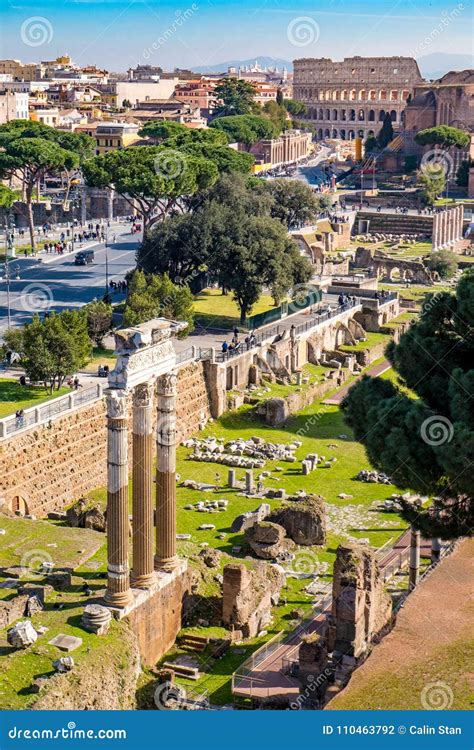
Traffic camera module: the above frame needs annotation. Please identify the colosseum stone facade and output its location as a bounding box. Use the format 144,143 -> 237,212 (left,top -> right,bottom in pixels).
293,56 -> 423,141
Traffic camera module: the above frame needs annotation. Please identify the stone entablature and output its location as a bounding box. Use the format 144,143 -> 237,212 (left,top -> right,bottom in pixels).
293,56 -> 422,140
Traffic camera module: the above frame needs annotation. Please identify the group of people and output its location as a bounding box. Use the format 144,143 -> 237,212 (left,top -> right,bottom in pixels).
66,376 -> 82,389
221,329 -> 257,355
97,364 -> 110,378
42,241 -> 72,255
337,293 -> 358,309
109,279 -> 128,293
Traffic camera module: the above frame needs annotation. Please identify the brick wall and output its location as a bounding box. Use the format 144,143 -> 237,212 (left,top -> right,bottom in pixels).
0,360 -> 213,517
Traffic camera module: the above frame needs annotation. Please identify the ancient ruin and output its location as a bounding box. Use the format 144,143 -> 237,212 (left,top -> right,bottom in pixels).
222,563 -> 285,639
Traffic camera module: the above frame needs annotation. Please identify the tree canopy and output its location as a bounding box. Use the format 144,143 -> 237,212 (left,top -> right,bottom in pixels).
265,178 -> 327,229
210,114 -> 279,150
418,164 -> 446,205
137,172 -> 312,322
4,310 -> 91,392
426,249 -> 458,279
283,99 -> 307,117
123,270 -> 194,334
341,270 -> 474,539
82,145 -> 218,235
213,78 -> 257,117
0,121 -> 93,249
414,125 -> 470,150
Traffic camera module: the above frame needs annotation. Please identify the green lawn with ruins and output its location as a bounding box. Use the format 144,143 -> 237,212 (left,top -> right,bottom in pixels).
0,357 -> 413,708
0,378 -> 70,419
193,288 -> 281,330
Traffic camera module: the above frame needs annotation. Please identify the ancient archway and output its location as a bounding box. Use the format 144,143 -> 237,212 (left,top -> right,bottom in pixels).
10,495 -> 29,516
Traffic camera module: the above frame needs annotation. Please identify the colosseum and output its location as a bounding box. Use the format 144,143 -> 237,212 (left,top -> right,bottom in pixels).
293,56 -> 423,141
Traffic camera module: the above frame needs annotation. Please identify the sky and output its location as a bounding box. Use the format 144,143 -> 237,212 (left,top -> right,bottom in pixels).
0,0 -> 472,72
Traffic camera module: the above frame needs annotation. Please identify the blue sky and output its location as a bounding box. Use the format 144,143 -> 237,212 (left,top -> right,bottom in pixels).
1,0 -> 472,71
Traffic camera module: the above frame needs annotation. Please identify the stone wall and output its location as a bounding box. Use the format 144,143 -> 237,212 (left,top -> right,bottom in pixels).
126,566 -> 192,667
330,542 -> 392,664
0,360 -> 213,517
222,562 -> 285,639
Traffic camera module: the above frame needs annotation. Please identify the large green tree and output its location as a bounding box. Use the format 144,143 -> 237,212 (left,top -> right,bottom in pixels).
265,178 -> 325,229
214,78 -> 257,117
210,114 -> 279,150
418,164 -> 446,206
426,249 -> 458,279
414,125 -> 470,150
4,310 -> 91,392
82,146 -> 218,236
123,270 -> 194,333
0,121 -> 93,249
341,270 -> 474,539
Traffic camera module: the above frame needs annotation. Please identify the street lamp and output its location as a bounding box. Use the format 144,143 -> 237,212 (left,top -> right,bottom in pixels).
0,262 -> 20,329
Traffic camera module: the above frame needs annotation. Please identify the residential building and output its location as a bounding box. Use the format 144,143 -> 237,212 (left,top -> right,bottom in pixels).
0,91 -> 29,123
94,121 -> 140,154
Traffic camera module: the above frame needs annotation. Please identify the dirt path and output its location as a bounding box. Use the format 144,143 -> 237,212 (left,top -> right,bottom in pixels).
322,359 -> 391,405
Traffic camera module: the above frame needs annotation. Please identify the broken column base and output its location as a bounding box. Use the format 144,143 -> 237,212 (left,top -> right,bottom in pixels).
105,559 -> 190,667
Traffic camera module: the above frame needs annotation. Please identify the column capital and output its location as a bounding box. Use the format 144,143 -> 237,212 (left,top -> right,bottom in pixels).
156,371 -> 177,397
105,388 -> 128,419
132,380 -> 154,408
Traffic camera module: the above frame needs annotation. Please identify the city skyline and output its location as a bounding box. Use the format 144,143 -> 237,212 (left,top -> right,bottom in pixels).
1,0 -> 472,72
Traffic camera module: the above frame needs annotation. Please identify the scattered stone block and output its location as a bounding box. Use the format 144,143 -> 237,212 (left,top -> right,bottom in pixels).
7,620 -> 37,648
48,634 -> 83,652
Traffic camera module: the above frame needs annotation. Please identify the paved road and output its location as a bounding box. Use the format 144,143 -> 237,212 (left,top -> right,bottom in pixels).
0,222 -> 139,335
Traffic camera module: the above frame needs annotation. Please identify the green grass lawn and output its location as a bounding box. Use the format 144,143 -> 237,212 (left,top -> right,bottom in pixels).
379,282 -> 450,304
0,379 -> 70,419
339,331 -> 390,353
193,288 -> 281,330
82,347 -> 116,373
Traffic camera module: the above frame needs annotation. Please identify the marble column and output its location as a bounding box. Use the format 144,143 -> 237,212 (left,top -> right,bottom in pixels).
105,389 -> 133,607
432,212 -> 440,250
154,372 -> 179,572
440,211 -> 447,247
131,382 -> 155,589
408,526 -> 420,591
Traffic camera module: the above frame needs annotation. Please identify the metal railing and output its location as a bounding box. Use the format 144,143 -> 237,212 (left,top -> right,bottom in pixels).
215,324 -> 282,363
293,301 -> 362,337
0,382 -> 104,440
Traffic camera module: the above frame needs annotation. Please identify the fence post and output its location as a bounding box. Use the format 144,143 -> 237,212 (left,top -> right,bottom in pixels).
68,394 -> 74,409
96,383 -> 102,398
191,345 -> 197,359
0,421 -> 4,439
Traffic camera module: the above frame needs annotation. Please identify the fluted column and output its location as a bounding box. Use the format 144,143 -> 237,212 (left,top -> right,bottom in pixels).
131,381 -> 155,588
105,389 -> 133,607
154,372 -> 178,572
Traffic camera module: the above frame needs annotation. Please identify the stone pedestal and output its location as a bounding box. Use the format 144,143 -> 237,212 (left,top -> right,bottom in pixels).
105,389 -> 133,608
245,470 -> 254,494
131,382 -> 155,589
155,373 -> 179,572
228,469 -> 236,488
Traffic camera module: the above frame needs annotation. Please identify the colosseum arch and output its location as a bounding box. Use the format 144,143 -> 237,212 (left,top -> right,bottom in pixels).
359,90 -> 366,100
349,109 -> 356,121
318,108 -> 324,120
379,109 -> 386,121
390,109 -> 397,122
369,90 -> 377,101
341,89 -> 348,100
390,90 -> 399,101
368,109 -> 375,121
340,109 -> 347,121
380,90 -> 388,101
348,129 -> 355,139
332,109 -> 338,120
325,108 -> 330,120
317,128 -> 323,139
340,128 -> 346,139
358,109 -> 365,121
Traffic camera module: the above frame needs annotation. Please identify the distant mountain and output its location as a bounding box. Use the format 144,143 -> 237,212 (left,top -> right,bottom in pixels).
192,57 -> 293,74
417,52 -> 473,80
